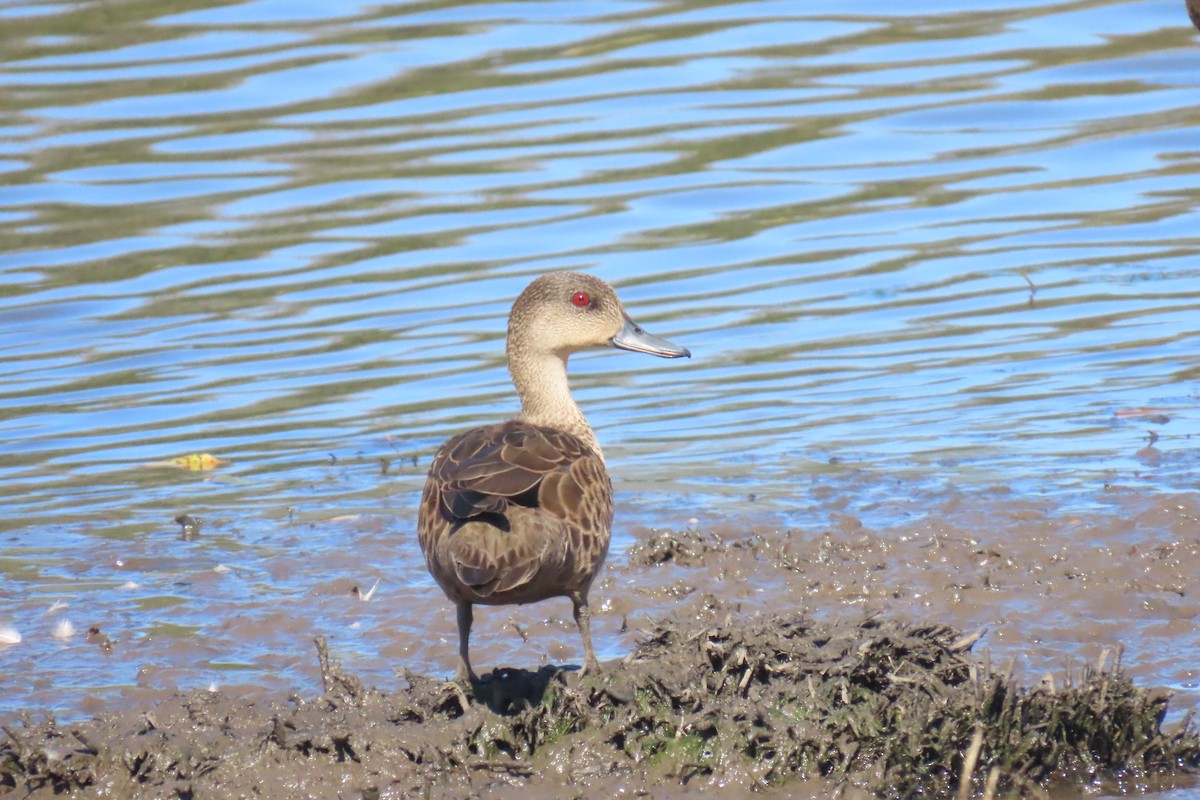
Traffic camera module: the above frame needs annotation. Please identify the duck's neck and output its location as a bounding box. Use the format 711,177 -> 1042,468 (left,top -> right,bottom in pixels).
507,347 -> 603,460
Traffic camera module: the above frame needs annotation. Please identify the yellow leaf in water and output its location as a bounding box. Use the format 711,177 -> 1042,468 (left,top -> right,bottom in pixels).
168,453 -> 224,471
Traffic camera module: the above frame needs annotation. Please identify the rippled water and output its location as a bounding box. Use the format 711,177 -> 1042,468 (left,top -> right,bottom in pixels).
2,0 -> 1200,746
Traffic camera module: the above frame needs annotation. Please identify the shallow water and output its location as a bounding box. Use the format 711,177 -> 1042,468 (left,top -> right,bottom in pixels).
1,0 -> 1199,764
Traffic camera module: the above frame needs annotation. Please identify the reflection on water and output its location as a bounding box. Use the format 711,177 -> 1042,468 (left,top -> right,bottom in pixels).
1,0 -> 1199,742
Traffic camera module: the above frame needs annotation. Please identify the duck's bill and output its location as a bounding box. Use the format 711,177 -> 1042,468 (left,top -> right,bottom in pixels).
611,316 -> 691,359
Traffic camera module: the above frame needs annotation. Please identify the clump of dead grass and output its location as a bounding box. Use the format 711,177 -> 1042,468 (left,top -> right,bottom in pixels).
3,616 -> 1197,798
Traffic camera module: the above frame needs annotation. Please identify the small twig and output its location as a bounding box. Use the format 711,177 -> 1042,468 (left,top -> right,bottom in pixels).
448,681 -> 471,712
71,729 -> 99,755
983,766 -> 1001,800
1,725 -> 23,748
949,628 -> 987,653
1018,269 -> 1037,306
314,636 -> 334,694
313,636 -> 365,705
957,725 -> 985,800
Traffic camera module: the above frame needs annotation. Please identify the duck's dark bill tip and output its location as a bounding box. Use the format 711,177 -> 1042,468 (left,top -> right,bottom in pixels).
611,316 -> 691,359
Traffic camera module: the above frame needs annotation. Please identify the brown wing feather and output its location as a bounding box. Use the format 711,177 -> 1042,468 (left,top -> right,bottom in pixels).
430,420 -> 591,522
418,419 -> 609,604
449,516 -> 557,596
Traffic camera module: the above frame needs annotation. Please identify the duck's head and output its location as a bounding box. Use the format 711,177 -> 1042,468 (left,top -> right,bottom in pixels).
507,271 -> 690,361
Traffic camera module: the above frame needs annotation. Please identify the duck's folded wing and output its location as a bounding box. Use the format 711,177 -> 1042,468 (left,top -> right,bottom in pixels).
433,421 -> 592,520
450,518 -> 559,596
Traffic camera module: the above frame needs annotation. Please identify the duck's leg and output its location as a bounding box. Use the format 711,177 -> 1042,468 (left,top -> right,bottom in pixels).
455,601 -> 479,683
572,594 -> 601,675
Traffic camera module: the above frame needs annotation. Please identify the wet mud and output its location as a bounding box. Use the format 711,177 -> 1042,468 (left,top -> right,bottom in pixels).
4,593 -> 1198,797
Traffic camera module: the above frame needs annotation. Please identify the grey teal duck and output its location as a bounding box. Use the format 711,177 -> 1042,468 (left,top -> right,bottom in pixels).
417,272 -> 690,682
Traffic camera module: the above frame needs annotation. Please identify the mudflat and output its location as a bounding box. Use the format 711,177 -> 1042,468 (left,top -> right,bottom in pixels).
4,488 -> 1199,799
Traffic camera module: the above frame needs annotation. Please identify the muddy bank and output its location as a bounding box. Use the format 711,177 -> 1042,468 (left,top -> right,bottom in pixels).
613,488 -> 1200,723
4,479 -> 1198,729
3,610 -> 1197,799
4,488 -> 1200,798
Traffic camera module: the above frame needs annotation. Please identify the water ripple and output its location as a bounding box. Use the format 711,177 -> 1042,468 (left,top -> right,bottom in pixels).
1,0 -> 1198,721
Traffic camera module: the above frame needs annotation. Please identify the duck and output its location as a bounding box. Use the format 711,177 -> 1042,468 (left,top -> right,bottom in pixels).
417,271 -> 690,682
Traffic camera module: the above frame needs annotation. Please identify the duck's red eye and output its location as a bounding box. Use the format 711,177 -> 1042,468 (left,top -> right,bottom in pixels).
571,291 -> 591,307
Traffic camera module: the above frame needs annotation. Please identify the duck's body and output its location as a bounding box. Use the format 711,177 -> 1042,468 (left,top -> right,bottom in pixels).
419,419 -> 612,608
417,272 -> 689,682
